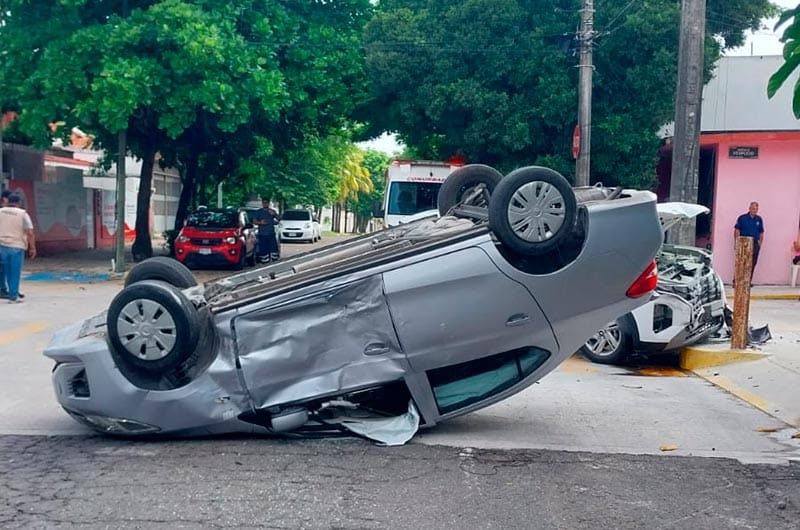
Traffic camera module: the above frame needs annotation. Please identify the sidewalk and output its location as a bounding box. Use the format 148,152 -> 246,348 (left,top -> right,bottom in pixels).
681,287 -> 800,429
23,240 -> 169,282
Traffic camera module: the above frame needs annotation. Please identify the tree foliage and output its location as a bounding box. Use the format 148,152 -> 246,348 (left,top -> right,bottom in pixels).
0,0 -> 373,258
768,4 -> 800,118
362,0 -> 776,188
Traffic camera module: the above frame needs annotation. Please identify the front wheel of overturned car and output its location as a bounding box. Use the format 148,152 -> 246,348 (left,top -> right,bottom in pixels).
488,166 -> 577,256
580,318 -> 630,365
107,280 -> 201,374
437,164 -> 504,217
124,256 -> 198,288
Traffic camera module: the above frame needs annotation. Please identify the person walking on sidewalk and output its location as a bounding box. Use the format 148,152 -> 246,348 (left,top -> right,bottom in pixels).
0,190 -> 22,299
734,201 -> 765,284
0,193 -> 36,303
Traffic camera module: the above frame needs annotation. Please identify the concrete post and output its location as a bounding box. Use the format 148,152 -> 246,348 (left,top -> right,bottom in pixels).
731,236 -> 753,350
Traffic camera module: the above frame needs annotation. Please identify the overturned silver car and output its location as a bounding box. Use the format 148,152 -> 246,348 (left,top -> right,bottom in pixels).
45,166 -> 662,442
581,203 -> 726,364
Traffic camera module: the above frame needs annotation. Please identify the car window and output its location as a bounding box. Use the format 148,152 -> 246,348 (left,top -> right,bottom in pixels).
387,182 -> 440,216
186,210 -> 239,228
427,347 -> 550,414
282,210 -> 311,221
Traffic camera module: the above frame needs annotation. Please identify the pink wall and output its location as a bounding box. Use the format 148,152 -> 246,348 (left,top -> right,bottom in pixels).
710,136 -> 800,285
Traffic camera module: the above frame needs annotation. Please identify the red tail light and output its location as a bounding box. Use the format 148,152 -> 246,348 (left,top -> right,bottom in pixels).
626,260 -> 658,298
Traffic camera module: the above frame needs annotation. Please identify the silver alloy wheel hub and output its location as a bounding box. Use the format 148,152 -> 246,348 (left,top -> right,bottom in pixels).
116,299 -> 177,361
507,181 -> 566,242
585,322 -> 622,356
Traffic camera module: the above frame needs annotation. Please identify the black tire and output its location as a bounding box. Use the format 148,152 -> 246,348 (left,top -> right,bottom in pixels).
437,164 -> 504,216
124,256 -> 197,288
580,317 -> 630,365
488,166 -> 577,256
107,280 -> 201,373
234,248 -> 245,270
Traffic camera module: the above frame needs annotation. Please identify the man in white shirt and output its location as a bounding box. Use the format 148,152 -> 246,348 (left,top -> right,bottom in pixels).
0,193 -> 36,303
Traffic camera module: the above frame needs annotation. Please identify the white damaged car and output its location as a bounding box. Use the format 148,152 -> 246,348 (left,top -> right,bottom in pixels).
581,203 -> 726,364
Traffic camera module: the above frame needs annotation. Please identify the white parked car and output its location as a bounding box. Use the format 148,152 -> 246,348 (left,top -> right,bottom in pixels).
581,203 -> 726,364
279,209 -> 321,243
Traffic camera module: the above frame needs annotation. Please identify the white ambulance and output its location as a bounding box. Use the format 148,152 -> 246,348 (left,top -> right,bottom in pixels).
380,158 -> 465,227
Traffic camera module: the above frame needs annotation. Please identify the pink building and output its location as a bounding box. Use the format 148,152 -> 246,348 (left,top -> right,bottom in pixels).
660,56 -> 800,285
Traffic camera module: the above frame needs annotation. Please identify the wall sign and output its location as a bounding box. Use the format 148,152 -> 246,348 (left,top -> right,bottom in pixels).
728,146 -> 759,159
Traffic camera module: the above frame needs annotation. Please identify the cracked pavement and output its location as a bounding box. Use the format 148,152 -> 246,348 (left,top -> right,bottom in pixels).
1,435 -> 798,529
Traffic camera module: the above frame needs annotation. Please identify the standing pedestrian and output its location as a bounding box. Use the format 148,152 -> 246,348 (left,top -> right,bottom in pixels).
733,201 -> 764,285
252,199 -> 280,263
0,193 -> 36,303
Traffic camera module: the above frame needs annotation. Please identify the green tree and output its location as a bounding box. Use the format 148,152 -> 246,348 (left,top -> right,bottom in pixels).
352,148 -> 391,232
361,0 -> 776,188
0,0 -> 373,259
768,4 -> 800,117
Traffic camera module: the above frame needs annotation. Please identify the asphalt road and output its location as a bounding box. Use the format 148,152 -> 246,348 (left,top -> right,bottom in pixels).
1,436 -> 798,529
1,237 -> 799,527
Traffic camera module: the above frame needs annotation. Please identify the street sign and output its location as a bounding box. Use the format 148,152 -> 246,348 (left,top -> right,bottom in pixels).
572,125 -> 581,159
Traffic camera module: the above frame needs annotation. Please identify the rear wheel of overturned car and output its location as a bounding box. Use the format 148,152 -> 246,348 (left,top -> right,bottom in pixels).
488,166 -> 577,256
124,256 -> 197,288
580,318 -> 630,365
437,164 -> 504,217
107,280 -> 201,374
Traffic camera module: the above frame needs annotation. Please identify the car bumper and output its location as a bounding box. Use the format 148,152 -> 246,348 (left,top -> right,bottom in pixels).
176,246 -> 243,267
44,317 -> 258,436
633,292 -> 726,353
280,229 -> 314,241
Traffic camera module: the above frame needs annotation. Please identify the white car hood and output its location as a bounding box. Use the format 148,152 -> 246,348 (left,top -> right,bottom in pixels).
281,220 -> 312,228
657,202 -> 709,233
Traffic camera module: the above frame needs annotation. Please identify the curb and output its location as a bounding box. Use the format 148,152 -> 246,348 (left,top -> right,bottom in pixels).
679,345 -> 767,370
725,291 -> 799,301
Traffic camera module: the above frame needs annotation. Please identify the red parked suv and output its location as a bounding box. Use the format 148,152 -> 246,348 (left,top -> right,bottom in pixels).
174,207 -> 256,269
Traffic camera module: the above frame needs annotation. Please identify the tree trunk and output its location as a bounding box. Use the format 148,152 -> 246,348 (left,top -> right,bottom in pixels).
174,154 -> 198,233
131,146 -> 157,261
332,203 -> 340,232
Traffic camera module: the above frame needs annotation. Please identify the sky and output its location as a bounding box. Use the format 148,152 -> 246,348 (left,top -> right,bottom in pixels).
360,2 -> 799,154
726,0 -> 797,56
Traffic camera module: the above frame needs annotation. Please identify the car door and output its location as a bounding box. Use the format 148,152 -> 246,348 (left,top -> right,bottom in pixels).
231,275 -> 408,410
382,246 -> 558,373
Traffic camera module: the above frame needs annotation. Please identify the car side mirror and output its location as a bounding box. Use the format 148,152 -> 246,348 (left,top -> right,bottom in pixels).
372,200 -> 383,218
244,222 -> 254,230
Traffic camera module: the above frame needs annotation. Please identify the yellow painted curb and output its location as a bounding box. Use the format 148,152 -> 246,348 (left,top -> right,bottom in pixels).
679,346 -> 766,370
693,373 -> 771,412
725,291 -> 800,301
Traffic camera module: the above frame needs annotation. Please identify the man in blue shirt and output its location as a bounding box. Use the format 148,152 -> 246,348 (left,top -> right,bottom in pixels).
734,201 -> 765,282
252,199 -> 280,263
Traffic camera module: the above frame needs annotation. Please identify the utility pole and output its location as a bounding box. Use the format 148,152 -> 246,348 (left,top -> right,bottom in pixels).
114,131 -> 127,273
114,0 -> 129,274
669,0 -> 706,245
575,0 -> 595,187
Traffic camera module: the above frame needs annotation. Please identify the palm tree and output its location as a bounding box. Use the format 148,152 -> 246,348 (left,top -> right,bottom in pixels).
334,148 -> 373,232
